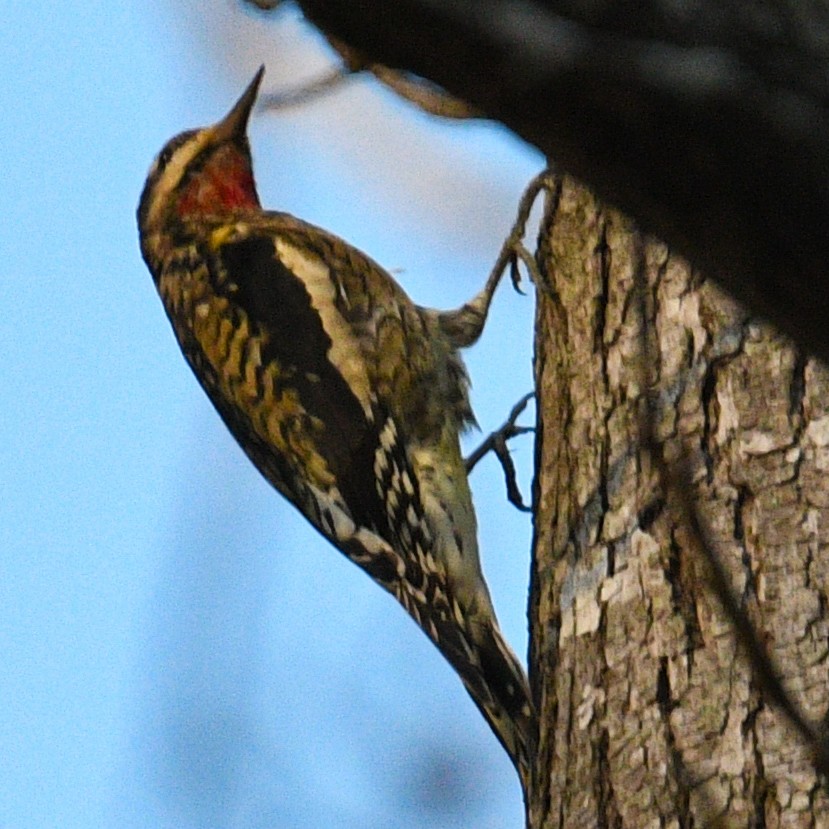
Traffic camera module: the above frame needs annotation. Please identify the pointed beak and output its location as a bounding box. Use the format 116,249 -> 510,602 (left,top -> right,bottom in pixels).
212,65 -> 265,142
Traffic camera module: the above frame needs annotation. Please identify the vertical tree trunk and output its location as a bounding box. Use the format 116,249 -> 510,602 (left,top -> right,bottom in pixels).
529,176 -> 829,827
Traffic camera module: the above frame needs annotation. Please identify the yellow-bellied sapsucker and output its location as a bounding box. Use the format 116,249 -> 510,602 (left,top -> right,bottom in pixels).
137,66 -> 534,790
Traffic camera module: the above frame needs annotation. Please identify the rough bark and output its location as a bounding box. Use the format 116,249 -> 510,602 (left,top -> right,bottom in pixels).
529,176 -> 829,828
295,0 -> 829,364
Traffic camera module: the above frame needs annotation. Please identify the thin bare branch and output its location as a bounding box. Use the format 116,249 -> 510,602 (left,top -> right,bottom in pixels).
259,67 -> 353,111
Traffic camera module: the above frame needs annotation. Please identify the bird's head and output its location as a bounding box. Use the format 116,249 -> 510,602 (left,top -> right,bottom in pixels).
138,66 -> 264,249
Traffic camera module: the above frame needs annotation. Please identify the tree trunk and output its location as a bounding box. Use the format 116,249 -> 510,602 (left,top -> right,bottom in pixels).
529,176 -> 829,827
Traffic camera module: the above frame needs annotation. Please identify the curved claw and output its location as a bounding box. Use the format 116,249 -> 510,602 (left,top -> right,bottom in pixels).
465,393 -> 535,511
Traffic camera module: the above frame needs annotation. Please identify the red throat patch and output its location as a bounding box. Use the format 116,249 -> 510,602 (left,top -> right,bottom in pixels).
176,145 -> 260,218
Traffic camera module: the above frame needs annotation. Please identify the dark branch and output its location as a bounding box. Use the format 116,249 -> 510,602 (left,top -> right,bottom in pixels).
294,0 -> 829,364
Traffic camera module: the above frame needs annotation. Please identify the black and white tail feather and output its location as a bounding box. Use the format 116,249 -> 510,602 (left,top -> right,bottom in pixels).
302,416 -> 534,791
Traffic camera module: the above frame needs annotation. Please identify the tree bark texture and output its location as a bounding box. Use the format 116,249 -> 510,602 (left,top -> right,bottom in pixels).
529,176 -> 829,828
297,0 -> 829,365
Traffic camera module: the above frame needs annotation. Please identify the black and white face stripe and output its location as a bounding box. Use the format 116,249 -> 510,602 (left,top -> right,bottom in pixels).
137,128 -> 207,233
153,129 -> 198,177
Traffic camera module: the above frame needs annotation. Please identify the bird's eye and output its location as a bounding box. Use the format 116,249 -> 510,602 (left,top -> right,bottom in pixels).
154,129 -> 198,174
156,144 -> 175,171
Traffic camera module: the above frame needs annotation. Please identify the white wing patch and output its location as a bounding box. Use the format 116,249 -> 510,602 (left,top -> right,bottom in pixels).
275,238 -> 373,416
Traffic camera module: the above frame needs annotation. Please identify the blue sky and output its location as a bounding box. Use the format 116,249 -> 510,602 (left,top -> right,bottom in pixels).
1,2 -> 542,826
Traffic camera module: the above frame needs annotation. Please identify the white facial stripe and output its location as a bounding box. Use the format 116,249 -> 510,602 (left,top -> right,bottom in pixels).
144,129 -> 213,229
275,238 -> 373,415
